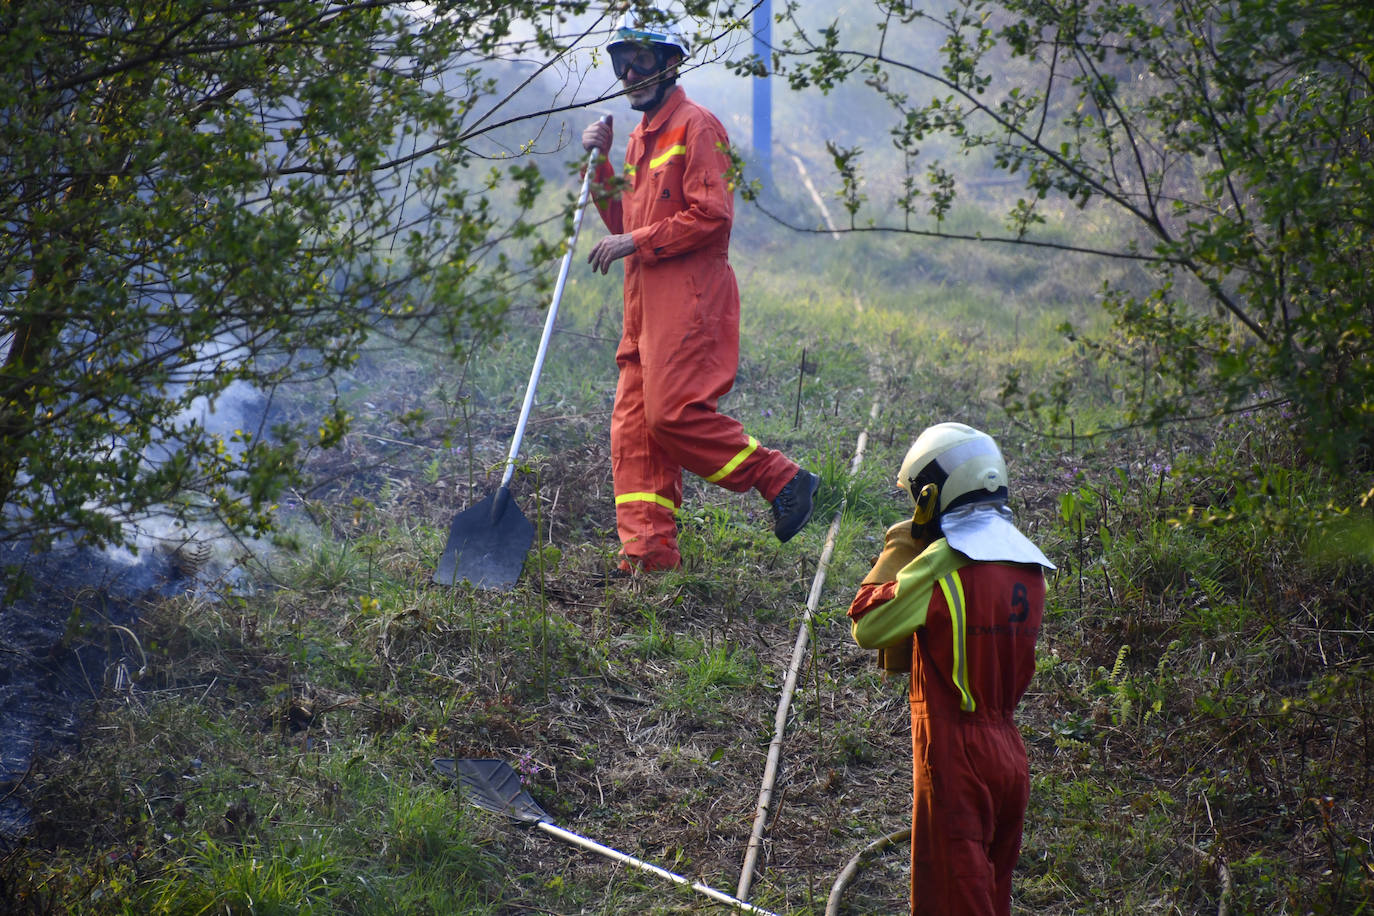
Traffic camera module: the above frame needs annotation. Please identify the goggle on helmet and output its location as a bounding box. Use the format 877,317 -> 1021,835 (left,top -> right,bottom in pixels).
608,10 -> 689,80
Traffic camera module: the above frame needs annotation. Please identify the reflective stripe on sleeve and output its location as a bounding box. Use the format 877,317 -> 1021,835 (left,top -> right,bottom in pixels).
704,436 -> 758,483
615,491 -> 678,512
937,571 -> 976,713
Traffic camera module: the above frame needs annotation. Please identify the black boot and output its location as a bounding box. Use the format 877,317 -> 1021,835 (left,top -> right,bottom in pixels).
771,469 -> 820,542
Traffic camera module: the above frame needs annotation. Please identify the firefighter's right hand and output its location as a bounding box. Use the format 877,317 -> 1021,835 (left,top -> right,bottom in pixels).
582,117 -> 613,155
861,520 -> 926,585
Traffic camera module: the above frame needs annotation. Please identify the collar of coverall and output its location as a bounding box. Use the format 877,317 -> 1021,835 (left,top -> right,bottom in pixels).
638,85 -> 686,132
942,502 -> 1056,570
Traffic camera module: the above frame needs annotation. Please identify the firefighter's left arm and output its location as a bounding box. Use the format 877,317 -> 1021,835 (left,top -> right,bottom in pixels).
630,117 -> 732,265
848,539 -> 963,649
587,232 -> 636,274
863,520 -> 925,584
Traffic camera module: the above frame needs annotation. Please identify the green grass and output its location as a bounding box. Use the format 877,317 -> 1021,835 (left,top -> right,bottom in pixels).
4,181 -> 1372,916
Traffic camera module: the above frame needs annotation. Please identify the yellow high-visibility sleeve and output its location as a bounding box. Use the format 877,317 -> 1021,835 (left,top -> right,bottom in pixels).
850,539 -> 966,649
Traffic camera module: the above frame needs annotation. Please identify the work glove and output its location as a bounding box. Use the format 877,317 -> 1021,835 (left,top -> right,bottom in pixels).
876,642 -> 914,675
862,520 -> 926,675
861,520 -> 925,585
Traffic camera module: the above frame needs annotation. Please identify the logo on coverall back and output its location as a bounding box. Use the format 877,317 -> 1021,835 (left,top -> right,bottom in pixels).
971,583 -> 1040,638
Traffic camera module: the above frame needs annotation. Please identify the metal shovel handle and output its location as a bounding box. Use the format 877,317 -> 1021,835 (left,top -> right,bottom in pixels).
497,118 -> 607,493
536,820 -> 780,916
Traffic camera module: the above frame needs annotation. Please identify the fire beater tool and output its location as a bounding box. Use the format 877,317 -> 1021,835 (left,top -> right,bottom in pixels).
433,758 -> 779,915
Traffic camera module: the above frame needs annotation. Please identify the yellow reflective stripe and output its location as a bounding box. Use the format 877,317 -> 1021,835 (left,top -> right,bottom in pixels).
705,436 -> 758,483
937,571 -> 976,713
626,164 -> 637,177
615,491 -> 678,512
649,144 -> 686,169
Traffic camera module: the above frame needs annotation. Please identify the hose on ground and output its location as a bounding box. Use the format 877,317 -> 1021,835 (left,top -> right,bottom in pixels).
737,402 -> 880,903
825,828 -> 910,916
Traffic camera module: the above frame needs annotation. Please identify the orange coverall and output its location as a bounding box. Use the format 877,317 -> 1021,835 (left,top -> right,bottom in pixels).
849,533 -> 1044,916
591,87 -> 797,570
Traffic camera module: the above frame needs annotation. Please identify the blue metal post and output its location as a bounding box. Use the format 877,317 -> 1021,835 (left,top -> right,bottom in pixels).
752,0 -> 772,186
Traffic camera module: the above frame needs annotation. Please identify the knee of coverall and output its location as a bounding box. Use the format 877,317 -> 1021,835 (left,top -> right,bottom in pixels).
642,377 -> 727,450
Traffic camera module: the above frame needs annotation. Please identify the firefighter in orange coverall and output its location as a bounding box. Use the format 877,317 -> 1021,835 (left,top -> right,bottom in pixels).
581,10 -> 819,573
848,423 -> 1054,916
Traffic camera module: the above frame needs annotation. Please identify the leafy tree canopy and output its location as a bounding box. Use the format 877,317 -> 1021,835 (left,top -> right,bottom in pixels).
752,0 -> 1373,471
0,0 -> 627,555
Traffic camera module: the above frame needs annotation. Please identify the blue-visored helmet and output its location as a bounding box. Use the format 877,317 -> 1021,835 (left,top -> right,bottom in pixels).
611,8 -> 690,57
608,9 -> 690,81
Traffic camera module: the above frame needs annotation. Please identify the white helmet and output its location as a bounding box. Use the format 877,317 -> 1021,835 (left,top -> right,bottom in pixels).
607,9 -> 690,111
898,422 -> 1053,569
610,9 -> 690,59
897,423 -> 1008,523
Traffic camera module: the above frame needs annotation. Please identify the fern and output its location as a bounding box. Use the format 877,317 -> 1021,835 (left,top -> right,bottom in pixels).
1109,644 -> 1131,685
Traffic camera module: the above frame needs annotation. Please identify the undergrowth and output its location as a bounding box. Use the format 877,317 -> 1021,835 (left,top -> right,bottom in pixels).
1,201 -> 1370,915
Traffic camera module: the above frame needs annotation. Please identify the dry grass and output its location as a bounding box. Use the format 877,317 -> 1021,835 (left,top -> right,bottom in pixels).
2,239 -> 1371,915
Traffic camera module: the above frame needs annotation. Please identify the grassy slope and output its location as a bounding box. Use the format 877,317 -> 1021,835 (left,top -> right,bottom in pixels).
4,202 -> 1372,915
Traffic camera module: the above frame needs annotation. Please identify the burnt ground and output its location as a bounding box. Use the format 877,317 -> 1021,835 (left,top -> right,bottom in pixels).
229,348 -> 946,911
0,543 -> 192,844
325,415 -> 919,910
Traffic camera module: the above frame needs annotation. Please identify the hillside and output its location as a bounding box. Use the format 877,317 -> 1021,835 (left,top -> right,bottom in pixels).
3,206 -> 1371,915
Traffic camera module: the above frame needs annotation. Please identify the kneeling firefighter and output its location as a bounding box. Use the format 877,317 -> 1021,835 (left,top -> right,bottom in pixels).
847,423 -> 1055,916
